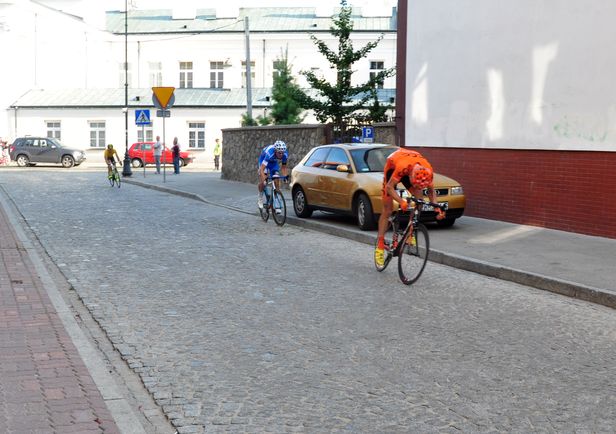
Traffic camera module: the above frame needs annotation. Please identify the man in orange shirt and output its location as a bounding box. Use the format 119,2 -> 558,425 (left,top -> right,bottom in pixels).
375,148 -> 445,267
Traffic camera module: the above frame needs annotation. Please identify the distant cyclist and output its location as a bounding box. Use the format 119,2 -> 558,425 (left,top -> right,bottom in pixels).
103,144 -> 122,179
257,140 -> 288,210
374,148 -> 445,267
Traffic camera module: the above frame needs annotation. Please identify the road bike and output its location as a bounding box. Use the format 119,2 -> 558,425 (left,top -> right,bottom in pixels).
108,161 -> 121,188
375,196 -> 447,285
259,174 -> 287,226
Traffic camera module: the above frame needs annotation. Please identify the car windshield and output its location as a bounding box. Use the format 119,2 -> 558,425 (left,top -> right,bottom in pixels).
350,147 -> 396,172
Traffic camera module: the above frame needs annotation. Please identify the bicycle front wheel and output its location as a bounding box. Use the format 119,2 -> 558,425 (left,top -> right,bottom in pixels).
272,190 -> 287,226
114,171 -> 121,188
398,223 -> 430,285
108,172 -> 115,187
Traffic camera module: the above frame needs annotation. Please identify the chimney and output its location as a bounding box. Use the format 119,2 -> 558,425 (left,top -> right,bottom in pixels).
315,6 -> 333,18
361,1 -> 394,18
172,6 -> 196,20
216,5 -> 240,19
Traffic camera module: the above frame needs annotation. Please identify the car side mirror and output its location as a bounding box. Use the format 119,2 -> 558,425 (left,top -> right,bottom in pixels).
336,164 -> 350,173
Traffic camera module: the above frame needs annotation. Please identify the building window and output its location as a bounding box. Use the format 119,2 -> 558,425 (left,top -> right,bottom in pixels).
46,121 -> 61,140
137,125 -> 154,142
188,122 -> 205,148
241,60 -> 255,88
370,61 -> 385,89
89,121 -> 106,148
210,61 -> 224,88
149,62 -> 162,87
179,61 -> 193,89
118,62 -> 132,87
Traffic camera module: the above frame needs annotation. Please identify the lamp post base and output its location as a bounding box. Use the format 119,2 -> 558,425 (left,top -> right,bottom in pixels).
122,153 -> 132,177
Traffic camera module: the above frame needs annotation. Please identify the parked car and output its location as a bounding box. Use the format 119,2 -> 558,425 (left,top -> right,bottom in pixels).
9,136 -> 86,168
128,142 -> 195,168
290,143 -> 466,230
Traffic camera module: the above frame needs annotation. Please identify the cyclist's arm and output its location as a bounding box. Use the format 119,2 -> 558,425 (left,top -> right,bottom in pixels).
386,176 -> 406,207
115,150 -> 122,164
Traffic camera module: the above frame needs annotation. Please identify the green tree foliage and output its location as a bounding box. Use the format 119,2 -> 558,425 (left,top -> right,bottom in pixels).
270,50 -> 304,125
241,113 -> 258,127
298,0 -> 395,133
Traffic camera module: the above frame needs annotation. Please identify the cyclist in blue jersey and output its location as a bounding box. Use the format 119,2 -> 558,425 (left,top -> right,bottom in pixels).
258,140 -> 289,210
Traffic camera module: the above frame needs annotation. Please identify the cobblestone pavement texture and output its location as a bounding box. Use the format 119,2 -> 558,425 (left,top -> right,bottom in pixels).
0,190 -> 120,433
1,171 -> 616,433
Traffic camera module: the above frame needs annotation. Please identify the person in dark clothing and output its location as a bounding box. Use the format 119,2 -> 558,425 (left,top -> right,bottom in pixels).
172,137 -> 180,174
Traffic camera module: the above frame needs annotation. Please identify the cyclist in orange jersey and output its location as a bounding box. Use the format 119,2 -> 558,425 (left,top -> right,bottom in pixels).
375,148 -> 445,267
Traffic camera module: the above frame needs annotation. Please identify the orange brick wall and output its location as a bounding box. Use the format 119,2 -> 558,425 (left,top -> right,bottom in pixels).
412,147 -> 616,239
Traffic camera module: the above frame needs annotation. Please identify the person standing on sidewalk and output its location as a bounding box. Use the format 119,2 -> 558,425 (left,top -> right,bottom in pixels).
213,138 -> 222,171
172,137 -> 181,174
153,135 -> 163,174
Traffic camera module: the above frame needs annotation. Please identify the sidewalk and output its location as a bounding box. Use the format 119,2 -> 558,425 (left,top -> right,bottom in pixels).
0,203 -> 121,432
124,170 -> 616,309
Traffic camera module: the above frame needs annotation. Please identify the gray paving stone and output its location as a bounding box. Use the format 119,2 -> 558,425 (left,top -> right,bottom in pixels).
1,171 -> 616,433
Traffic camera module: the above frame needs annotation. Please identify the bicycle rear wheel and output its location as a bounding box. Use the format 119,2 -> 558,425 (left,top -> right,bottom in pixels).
259,192 -> 270,222
374,219 -> 394,272
397,223 -> 430,285
272,190 -> 287,226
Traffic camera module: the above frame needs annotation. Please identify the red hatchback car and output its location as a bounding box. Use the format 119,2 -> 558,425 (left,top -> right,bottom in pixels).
128,142 -> 195,168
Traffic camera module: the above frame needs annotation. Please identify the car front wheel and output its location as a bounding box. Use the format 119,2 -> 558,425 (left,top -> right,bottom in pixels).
16,154 -> 30,167
292,186 -> 313,218
61,155 -> 75,168
356,193 -> 377,231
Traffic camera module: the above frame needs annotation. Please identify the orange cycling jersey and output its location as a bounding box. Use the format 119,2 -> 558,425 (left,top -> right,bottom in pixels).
384,148 -> 432,183
382,148 -> 432,198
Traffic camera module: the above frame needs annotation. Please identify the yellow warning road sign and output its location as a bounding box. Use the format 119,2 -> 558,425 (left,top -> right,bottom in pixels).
152,87 -> 175,109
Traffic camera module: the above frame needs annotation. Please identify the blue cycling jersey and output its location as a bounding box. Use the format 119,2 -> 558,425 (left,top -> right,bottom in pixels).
258,144 -> 288,173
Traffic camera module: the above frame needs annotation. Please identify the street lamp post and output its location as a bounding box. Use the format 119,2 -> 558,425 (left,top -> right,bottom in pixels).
122,0 -> 132,177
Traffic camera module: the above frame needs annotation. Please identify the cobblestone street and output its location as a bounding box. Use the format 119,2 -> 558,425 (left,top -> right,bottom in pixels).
2,171 -> 615,433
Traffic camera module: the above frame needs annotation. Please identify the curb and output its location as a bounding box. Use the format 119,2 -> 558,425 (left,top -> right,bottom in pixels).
125,179 -> 616,310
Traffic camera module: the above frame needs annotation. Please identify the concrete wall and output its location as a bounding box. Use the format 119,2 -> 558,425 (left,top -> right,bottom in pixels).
221,123 -> 396,183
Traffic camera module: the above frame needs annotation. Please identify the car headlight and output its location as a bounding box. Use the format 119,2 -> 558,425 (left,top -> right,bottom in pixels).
450,186 -> 464,195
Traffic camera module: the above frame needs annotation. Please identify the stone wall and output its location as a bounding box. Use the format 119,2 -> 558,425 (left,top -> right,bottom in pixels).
221,123 -> 396,183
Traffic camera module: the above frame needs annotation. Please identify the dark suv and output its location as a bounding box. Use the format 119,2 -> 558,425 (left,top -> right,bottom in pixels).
9,137 -> 86,168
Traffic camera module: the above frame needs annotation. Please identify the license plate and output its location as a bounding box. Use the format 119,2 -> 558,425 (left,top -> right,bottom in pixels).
423,202 -> 448,211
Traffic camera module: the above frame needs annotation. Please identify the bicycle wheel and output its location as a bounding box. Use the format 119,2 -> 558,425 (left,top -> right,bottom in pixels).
272,190 -> 287,226
374,219 -> 394,272
114,170 -> 121,188
398,223 -> 430,285
259,192 -> 270,222
108,171 -> 115,187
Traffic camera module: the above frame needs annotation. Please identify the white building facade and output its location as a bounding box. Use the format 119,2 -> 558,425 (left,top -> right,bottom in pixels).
1,1 -> 397,155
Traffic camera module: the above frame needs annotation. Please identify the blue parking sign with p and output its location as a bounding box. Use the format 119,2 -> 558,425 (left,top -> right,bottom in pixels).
135,109 -> 151,125
362,126 -> 374,143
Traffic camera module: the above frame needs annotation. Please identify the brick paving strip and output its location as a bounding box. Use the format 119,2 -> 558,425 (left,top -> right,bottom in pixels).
0,198 -> 140,433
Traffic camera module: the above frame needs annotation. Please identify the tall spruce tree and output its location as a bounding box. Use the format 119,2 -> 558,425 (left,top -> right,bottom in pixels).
298,0 -> 394,138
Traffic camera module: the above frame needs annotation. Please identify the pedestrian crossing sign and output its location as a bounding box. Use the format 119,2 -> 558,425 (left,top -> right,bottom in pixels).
135,109 -> 151,125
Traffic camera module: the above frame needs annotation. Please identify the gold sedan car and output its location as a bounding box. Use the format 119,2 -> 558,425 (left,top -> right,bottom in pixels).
290,143 -> 466,230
